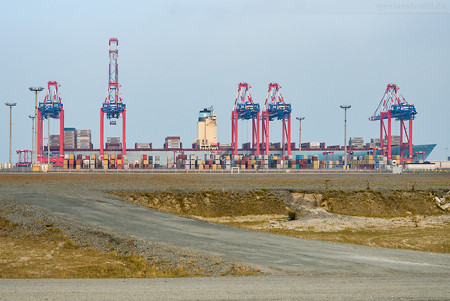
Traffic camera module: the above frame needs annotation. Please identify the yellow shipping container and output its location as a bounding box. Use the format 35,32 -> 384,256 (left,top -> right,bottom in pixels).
143,160 -> 148,165
198,164 -> 204,169
76,165 -> 81,170
104,154 -> 109,160
111,154 -> 115,159
240,165 -> 246,169
69,154 -> 74,159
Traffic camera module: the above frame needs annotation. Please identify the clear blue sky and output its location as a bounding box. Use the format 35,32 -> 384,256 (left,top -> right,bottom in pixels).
1,0 -> 449,162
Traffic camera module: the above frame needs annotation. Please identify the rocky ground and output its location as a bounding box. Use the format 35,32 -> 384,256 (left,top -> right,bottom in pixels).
0,197 -> 261,278
0,172 -> 449,278
119,188 -> 450,253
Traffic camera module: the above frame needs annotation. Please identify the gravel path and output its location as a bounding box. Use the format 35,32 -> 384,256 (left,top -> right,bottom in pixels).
1,276 -> 449,300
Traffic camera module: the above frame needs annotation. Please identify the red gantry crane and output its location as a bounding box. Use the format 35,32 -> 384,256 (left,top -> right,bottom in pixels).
231,83 -> 260,156
261,83 -> 292,156
100,38 -> 126,158
37,81 -> 64,164
369,84 -> 417,162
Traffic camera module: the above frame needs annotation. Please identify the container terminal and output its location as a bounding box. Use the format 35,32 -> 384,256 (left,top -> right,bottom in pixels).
9,38 -> 441,171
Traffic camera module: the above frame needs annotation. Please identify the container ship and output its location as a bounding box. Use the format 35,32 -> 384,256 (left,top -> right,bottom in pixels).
21,39 -> 437,171
40,106 -> 435,170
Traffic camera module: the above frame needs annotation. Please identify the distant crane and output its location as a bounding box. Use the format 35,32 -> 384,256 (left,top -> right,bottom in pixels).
369,84 -> 417,162
261,83 -> 292,156
16,150 -> 32,167
37,81 -> 64,164
100,38 -> 126,158
231,83 -> 260,155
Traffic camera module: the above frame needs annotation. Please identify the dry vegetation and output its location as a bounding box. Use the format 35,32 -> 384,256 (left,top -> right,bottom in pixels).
264,227 -> 450,254
0,216 -> 181,278
114,188 -> 450,254
112,189 -> 289,217
321,190 -> 443,217
0,214 -> 257,278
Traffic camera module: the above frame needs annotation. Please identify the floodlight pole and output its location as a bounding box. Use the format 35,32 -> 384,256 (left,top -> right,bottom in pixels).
48,119 -> 50,166
5,102 -> 17,166
29,87 -> 44,164
282,118 -> 285,169
340,105 -> 351,170
296,117 -> 305,156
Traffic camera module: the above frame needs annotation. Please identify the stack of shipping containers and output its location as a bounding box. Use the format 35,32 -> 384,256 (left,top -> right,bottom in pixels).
77,130 -> 92,149
64,128 -> 76,150
49,135 -> 60,151
106,137 -> 121,150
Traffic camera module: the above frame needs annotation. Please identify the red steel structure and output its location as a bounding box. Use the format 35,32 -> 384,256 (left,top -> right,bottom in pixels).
100,38 -> 126,158
37,81 -> 64,162
369,84 -> 417,162
231,83 -> 260,155
16,150 -> 32,167
261,83 -> 292,156
323,151 -> 334,162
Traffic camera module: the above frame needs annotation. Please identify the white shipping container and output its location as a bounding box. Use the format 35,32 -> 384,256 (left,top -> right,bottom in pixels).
405,163 -> 436,170
432,161 -> 450,169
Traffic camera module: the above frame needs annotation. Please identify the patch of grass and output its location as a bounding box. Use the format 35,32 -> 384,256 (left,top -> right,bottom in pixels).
0,215 -> 260,278
0,216 -> 16,231
0,230 -> 185,279
321,190 -> 444,218
0,216 -> 256,278
287,211 -> 297,221
262,226 -> 450,254
112,190 -> 290,218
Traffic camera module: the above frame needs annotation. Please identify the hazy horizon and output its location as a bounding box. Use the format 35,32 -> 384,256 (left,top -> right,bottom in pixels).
1,0 -> 449,162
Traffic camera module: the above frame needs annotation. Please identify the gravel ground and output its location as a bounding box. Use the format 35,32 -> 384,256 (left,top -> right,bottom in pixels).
2,276 -> 450,300
1,173 -> 449,300
0,197 -> 263,277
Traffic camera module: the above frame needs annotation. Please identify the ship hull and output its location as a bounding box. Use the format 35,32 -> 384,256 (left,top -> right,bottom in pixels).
61,144 -> 436,166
